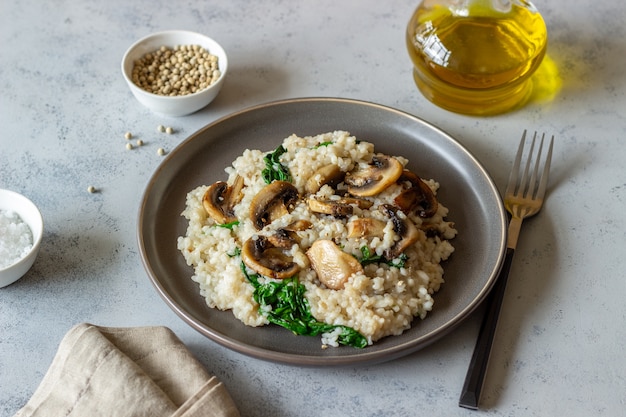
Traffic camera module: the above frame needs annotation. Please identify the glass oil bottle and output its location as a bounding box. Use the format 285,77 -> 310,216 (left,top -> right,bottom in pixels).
406,0 -> 548,115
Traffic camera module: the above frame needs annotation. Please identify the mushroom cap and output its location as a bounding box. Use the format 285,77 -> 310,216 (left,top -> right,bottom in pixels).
380,204 -> 420,260
345,154 -> 403,197
266,219 -> 313,248
241,235 -> 300,279
307,197 -> 354,217
306,239 -> 364,290
284,219 -> 313,231
267,228 -> 299,249
394,170 -> 438,218
202,175 -> 244,224
305,164 -> 345,194
307,195 -> 375,217
249,180 -> 299,230
347,217 -> 387,238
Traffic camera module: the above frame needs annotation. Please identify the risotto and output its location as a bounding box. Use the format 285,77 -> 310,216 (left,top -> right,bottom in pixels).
177,131 -> 456,347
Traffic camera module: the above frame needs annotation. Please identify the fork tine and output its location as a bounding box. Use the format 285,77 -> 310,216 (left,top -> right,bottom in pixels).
535,134 -> 554,200
520,132 -> 539,198
509,131 -> 554,200
505,130 -> 527,196
526,132 -> 543,199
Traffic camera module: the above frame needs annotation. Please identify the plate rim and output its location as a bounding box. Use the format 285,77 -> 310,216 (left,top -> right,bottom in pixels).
137,97 -> 507,366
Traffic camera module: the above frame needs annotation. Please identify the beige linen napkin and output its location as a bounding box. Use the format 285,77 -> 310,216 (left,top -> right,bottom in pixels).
15,323 -> 240,417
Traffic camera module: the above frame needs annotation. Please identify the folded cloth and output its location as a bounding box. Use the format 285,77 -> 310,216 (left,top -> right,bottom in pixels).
15,323 -> 240,417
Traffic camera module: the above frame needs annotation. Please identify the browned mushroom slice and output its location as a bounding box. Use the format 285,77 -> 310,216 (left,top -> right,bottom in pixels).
249,181 -> 299,230
307,196 -> 374,217
380,204 -> 419,260
305,164 -> 345,194
284,219 -> 313,231
306,240 -> 364,290
202,175 -> 245,224
241,236 -> 300,279
394,170 -> 438,218
266,229 -> 298,249
338,197 -> 374,210
347,218 -> 387,238
267,220 -> 314,248
345,154 -> 403,197
421,223 -> 443,238
307,198 -> 354,217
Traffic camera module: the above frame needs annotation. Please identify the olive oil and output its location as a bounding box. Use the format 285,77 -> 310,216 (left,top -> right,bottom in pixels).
406,1 -> 548,115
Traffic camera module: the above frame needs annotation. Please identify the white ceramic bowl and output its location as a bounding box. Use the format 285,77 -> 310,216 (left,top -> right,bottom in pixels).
0,189 -> 43,288
121,30 -> 228,117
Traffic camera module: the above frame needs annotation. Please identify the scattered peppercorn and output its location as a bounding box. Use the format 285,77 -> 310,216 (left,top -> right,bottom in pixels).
157,147 -> 166,156
87,186 -> 97,193
165,126 -> 174,134
131,44 -> 221,96
136,139 -> 144,146
126,143 -> 133,150
124,132 -> 132,140
157,125 -> 165,132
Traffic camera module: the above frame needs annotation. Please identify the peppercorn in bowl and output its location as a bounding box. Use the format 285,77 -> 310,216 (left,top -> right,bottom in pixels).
121,30 -> 228,117
0,189 -> 43,288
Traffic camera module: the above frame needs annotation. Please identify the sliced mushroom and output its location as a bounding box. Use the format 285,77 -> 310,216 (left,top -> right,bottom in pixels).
305,164 -> 345,194
421,223 -> 443,238
394,170 -> 438,218
345,154 -> 403,197
347,218 -> 387,238
307,198 -> 353,217
249,181 -> 299,230
202,175 -> 245,224
380,204 -> 420,260
241,235 -> 300,279
266,229 -> 299,249
266,219 -> 313,248
267,219 -> 313,249
307,196 -> 374,217
306,240 -> 364,290
339,197 -> 374,210
284,219 -> 313,231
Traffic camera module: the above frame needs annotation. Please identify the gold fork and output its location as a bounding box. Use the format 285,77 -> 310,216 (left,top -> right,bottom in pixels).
459,131 -> 554,409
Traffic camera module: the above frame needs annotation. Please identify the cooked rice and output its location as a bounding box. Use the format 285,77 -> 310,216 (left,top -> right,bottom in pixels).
177,131 -> 456,346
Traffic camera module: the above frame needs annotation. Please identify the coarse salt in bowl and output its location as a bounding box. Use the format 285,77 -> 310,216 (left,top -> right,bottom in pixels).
121,30 -> 228,117
0,189 -> 43,288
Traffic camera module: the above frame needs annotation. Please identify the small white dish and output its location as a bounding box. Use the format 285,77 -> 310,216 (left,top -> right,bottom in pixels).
0,189 -> 43,288
121,30 -> 228,117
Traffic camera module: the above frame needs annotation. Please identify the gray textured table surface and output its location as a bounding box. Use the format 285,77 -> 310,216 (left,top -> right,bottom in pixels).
1,1 -> 625,416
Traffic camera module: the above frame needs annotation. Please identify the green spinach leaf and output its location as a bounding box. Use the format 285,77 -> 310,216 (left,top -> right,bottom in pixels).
241,263 -> 368,348
312,141 -> 333,149
261,145 -> 292,184
215,220 -> 240,230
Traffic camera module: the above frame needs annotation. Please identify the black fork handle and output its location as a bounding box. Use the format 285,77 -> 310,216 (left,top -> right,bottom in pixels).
459,247 -> 515,409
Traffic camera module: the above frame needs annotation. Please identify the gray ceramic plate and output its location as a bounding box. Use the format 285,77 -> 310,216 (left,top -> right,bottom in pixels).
138,98 -> 507,366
